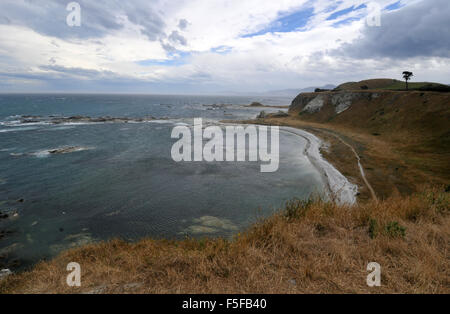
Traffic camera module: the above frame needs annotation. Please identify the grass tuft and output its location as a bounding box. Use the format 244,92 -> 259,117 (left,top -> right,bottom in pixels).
1,187 -> 448,294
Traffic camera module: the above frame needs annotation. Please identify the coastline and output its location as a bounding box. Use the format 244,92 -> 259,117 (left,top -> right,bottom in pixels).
221,120 -> 359,204
279,127 -> 358,205
1,117 -> 358,273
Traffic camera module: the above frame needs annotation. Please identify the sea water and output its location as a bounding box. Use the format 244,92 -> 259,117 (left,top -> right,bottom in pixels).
0,94 -> 325,270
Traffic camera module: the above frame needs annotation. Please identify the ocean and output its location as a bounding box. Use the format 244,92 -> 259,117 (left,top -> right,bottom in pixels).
0,94 -> 326,270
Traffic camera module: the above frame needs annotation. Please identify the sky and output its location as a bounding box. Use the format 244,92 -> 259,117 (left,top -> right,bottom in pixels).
0,0 -> 448,94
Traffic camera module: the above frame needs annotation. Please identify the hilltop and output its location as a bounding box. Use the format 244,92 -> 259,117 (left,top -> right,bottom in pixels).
333,78 -> 450,92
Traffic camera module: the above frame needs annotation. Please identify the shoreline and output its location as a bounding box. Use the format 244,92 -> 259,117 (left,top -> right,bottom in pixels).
221,119 -> 359,204
279,127 -> 358,205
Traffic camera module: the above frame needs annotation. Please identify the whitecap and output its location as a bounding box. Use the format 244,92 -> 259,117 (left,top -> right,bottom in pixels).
31,150 -> 51,158
0,127 -> 39,133
2,121 -> 50,127
59,122 -> 96,126
148,120 -> 173,124
10,152 -> 24,157
42,126 -> 76,131
5,115 -> 22,120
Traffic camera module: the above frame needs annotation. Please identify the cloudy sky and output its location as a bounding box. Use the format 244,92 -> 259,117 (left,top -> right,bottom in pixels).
0,0 -> 448,94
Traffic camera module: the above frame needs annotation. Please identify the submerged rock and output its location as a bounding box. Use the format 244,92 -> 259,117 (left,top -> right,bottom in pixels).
0,243 -> 23,256
0,208 -> 18,220
50,233 -> 96,254
203,104 -> 231,109
181,216 -> 239,236
48,146 -> 90,155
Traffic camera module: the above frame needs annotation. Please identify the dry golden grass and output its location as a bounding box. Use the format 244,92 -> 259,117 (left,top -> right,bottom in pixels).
1,187 -> 448,294
244,112 -> 449,200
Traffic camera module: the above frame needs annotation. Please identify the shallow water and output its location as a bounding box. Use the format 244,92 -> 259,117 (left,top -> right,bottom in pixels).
0,94 -> 325,269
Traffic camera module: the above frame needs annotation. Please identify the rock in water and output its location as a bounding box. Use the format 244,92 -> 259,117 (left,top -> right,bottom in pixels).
48,146 -> 87,154
257,111 -> 267,119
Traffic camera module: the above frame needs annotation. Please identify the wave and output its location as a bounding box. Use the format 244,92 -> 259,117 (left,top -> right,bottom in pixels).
41,126 -> 76,131
30,150 -> 51,158
0,127 -> 40,133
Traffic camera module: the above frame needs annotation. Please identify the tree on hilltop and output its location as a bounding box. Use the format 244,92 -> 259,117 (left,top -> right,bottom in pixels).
402,71 -> 413,91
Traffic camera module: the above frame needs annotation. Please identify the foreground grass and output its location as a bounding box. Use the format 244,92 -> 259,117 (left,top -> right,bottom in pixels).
1,187 -> 448,294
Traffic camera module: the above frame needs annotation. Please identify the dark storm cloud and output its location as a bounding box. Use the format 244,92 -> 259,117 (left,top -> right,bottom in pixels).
0,0 -> 166,41
336,0 -> 450,59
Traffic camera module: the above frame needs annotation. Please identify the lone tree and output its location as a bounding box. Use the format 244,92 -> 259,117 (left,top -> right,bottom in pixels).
402,71 -> 413,90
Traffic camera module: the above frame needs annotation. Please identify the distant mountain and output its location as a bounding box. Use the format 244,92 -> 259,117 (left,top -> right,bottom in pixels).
216,84 -> 336,97
264,84 -> 336,97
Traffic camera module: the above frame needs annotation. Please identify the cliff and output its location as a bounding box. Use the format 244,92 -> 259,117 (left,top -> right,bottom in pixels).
289,90 -> 450,154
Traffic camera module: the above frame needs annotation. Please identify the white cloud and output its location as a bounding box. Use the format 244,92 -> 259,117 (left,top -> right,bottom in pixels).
0,0 -> 448,93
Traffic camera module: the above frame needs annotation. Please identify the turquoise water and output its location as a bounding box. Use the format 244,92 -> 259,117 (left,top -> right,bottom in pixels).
0,94 -> 325,270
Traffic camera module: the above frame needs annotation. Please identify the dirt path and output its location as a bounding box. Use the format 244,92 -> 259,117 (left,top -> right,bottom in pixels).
322,130 -> 378,201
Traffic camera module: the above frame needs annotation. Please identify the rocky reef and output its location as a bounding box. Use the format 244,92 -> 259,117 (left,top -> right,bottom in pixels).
10,146 -> 93,158
17,115 -> 157,125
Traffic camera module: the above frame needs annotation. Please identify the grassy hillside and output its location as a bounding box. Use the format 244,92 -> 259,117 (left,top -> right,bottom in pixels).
1,187 -> 448,294
336,79 -> 400,90
336,79 -> 450,92
277,88 -> 450,199
292,91 -> 450,150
